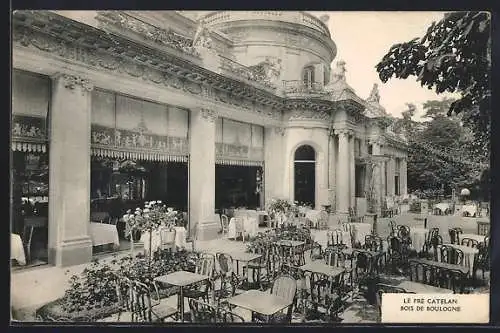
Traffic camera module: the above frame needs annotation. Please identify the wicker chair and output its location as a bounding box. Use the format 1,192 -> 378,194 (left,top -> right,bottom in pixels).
448,228 -> 463,245
220,214 -> 230,237
214,253 -> 241,306
461,237 -> 479,248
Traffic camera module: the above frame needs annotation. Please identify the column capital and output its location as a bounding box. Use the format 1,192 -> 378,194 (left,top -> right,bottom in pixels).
334,128 -> 354,137
274,126 -> 285,136
199,108 -> 218,123
368,137 -> 385,147
54,73 -> 94,93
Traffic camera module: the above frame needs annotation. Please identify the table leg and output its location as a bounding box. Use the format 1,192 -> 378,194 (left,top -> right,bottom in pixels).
179,287 -> 184,322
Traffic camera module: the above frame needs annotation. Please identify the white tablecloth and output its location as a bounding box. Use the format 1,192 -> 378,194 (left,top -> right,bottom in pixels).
305,210 -> 322,227
347,223 -> 372,245
227,217 -> 258,239
460,233 -> 486,244
438,244 -> 479,276
434,203 -> 450,214
90,222 -> 120,247
141,227 -> 187,253
461,205 -> 477,216
173,227 -> 187,249
410,227 -> 429,252
11,233 -> 26,265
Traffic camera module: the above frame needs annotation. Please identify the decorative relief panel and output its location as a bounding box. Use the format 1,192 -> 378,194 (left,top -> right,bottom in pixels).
91,124 -> 188,155
287,109 -> 330,121
12,115 -> 47,140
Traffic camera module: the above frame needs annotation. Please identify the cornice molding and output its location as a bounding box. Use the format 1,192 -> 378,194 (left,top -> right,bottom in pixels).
55,73 -> 94,93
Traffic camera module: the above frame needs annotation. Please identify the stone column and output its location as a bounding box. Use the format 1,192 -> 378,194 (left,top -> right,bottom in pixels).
48,74 -> 93,267
350,135 -> 356,210
387,157 -> 396,197
328,130 -> 336,209
264,126 -> 285,205
335,129 -> 352,221
370,140 -> 382,215
189,108 -> 218,241
380,146 -> 386,197
400,157 -> 408,196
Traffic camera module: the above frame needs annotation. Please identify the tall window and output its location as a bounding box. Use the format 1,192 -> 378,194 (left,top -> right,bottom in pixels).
395,158 -> 401,195
368,144 -> 373,155
302,66 -> 315,88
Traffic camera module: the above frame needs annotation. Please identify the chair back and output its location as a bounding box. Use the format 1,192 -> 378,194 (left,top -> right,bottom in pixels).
271,275 -> 297,303
221,215 -> 229,230
219,310 -> 245,323
461,237 -> 479,248
397,225 -> 410,239
310,241 -> 323,260
196,253 -> 215,278
388,220 -> 397,236
216,252 -> 234,275
130,281 -> 155,322
376,283 -> 408,315
188,298 -> 217,323
234,218 -> 245,233
448,228 -> 463,244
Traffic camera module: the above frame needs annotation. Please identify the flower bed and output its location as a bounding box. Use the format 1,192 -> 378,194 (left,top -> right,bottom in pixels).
36,250 -> 198,322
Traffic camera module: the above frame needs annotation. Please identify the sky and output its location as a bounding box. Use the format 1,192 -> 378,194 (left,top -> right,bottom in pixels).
309,11 -> 459,120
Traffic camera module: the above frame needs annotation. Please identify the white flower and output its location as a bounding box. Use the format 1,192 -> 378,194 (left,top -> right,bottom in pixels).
157,200 -> 162,204
145,201 -> 149,205
143,208 -> 150,213
150,201 -> 157,205
135,211 -> 141,215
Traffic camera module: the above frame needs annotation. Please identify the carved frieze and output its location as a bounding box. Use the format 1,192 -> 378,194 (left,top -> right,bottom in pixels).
91,124 -> 188,155
287,109 -> 330,121
215,142 -> 264,161
13,14 -> 284,121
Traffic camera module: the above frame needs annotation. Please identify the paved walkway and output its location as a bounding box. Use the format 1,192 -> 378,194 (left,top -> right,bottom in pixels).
10,213 -> 487,322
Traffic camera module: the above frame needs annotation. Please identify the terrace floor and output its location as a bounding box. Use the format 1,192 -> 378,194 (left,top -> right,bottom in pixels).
11,212 -> 488,323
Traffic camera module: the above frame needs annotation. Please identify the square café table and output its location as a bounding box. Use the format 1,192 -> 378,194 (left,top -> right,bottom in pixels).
231,252 -> 262,277
154,270 -> 208,322
227,289 -> 292,321
299,261 -> 345,278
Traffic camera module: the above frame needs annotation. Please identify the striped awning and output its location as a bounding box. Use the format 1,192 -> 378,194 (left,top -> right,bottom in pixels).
215,159 -> 263,167
91,147 -> 188,163
11,140 -> 47,153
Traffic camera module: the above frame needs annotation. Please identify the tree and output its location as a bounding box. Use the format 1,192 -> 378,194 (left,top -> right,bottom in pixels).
406,104 -> 486,200
422,98 -> 454,120
376,12 -> 491,154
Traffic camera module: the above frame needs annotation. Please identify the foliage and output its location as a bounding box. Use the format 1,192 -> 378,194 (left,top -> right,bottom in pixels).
61,250 -> 198,314
246,225 -> 312,253
376,12 -> 491,149
406,102 -> 486,199
266,198 -> 292,214
123,200 -> 177,237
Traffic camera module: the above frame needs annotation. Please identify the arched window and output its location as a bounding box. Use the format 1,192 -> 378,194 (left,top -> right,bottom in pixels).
294,144 -> 316,161
302,66 -> 315,88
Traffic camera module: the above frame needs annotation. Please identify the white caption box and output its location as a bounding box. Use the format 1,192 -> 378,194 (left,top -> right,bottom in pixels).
381,293 -> 489,323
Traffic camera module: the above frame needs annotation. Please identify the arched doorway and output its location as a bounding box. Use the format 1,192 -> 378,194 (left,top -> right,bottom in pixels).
294,145 -> 316,206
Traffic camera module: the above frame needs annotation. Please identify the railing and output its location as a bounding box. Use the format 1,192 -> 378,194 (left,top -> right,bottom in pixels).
202,11 -> 330,37
282,80 -> 326,95
219,56 -> 274,89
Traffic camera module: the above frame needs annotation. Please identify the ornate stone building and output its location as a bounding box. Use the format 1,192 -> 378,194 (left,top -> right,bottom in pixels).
11,10 -> 407,267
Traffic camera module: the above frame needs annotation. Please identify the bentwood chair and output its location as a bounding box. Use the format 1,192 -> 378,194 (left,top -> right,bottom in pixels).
214,253 -> 241,306
253,275 -> 297,323
184,253 -> 215,303
220,215 -> 230,237
461,237 -> 479,248
188,299 -> 217,323
448,228 -> 463,245
375,284 -> 408,318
